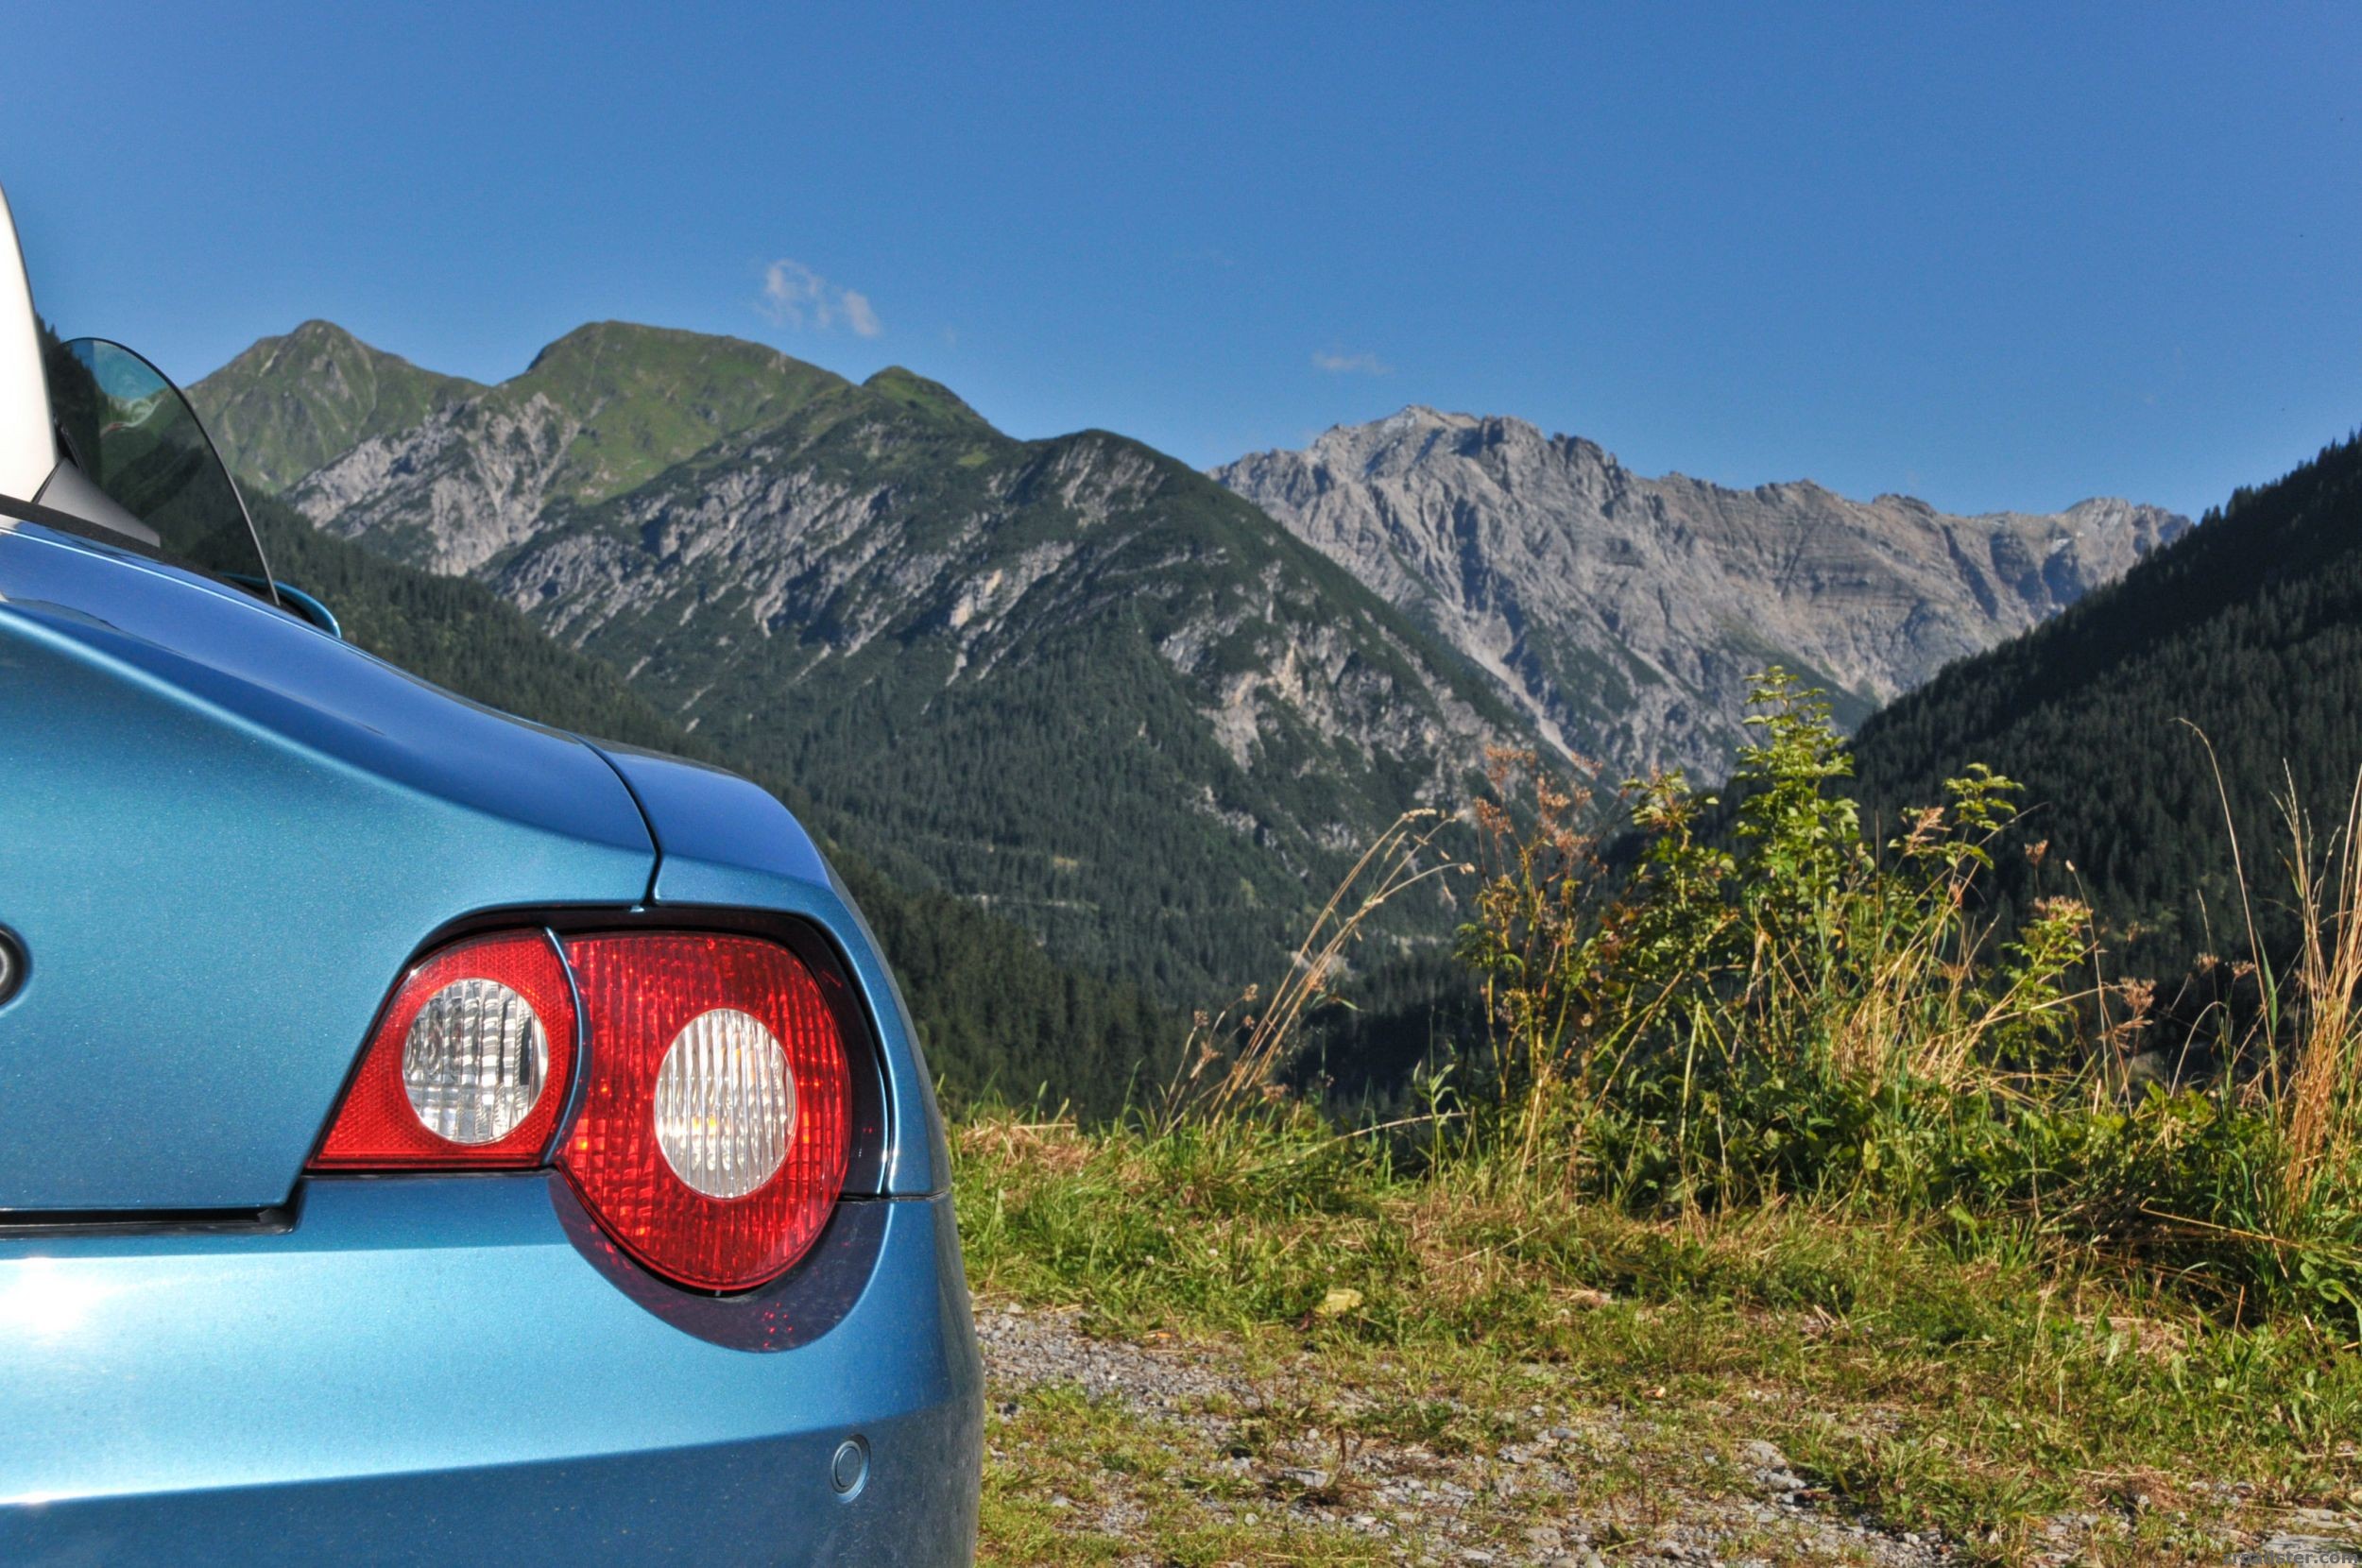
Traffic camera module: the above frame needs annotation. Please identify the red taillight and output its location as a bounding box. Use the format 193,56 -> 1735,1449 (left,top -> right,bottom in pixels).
558,932 -> 851,1291
311,930 -> 577,1168
309,927 -> 853,1294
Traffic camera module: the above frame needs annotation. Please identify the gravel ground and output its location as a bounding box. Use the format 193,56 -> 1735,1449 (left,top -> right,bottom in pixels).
977,1299 -> 1956,1566
977,1301 -> 2362,1565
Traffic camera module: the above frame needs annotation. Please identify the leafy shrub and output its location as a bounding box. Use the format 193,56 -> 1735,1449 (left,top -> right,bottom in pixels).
1446,670 -> 2362,1326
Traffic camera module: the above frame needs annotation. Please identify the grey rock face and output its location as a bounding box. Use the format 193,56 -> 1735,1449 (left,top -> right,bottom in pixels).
294,392 -> 583,574
1215,407 -> 2190,779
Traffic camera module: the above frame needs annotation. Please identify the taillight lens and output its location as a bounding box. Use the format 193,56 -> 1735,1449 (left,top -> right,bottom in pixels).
311,930 -> 577,1168
560,932 -> 850,1291
309,927 -> 851,1293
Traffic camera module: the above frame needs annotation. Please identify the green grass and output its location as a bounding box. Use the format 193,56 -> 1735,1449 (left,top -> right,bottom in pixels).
957,1113 -> 2362,1563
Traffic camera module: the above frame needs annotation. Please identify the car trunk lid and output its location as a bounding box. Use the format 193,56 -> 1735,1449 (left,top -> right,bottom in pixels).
0,523 -> 654,1211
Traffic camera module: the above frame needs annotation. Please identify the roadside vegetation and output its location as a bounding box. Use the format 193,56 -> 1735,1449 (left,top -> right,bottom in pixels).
958,673 -> 2362,1563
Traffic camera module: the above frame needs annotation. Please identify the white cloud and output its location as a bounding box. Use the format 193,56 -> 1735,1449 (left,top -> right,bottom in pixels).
758,261 -> 827,328
1312,349 -> 1391,376
757,259 -> 883,336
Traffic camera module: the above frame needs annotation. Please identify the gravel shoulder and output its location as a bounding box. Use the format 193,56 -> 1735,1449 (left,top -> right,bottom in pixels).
979,1298 -> 1950,1566
974,1300 -> 2362,1567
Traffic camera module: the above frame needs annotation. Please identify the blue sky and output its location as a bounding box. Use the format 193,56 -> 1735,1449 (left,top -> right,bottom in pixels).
3,2 -> 2355,518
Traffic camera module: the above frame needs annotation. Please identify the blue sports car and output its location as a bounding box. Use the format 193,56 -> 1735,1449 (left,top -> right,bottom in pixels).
0,187 -> 984,1563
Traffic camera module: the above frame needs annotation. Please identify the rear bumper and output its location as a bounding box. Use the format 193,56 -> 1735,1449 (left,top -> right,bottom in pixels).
0,1177 -> 983,1565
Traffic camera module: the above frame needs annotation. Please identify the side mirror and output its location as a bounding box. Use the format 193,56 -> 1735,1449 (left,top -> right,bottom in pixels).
221,573 -> 342,639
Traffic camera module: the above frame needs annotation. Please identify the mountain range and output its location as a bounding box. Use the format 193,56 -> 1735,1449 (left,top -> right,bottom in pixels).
1216,408 -> 2188,779
192,319 -> 2182,1020
195,321 -> 1533,1005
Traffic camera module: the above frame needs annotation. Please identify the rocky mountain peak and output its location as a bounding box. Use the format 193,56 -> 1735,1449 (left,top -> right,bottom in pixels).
185,315 -> 2196,998
1215,413 -> 2192,779
2054,496 -> 2189,545
1300,405 -> 1590,482
188,319 -> 1543,998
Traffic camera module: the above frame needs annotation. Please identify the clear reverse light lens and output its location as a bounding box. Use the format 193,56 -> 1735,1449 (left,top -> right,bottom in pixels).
402,978 -> 549,1144
654,1007 -> 795,1199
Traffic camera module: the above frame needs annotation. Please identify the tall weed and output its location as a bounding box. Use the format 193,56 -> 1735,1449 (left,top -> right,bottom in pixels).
1446,672 -> 2362,1325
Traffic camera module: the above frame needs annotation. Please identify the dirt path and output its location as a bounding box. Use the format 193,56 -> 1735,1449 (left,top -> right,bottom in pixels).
975,1300 -> 2362,1565
977,1299 -> 1959,1566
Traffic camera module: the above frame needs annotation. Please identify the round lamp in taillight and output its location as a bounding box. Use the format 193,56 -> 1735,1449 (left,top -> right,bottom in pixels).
311,930 -> 578,1168
559,932 -> 850,1292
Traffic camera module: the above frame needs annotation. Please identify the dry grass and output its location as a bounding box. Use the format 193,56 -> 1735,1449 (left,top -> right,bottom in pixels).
954,1116 -> 1098,1178
1154,809 -> 1463,1133
2277,770 -> 2362,1219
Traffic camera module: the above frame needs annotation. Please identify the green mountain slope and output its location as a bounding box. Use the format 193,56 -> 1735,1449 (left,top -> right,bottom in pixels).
1849,432 -> 2362,994
192,321 -> 485,495
197,323 -> 1543,1004
863,365 -> 993,429
241,492 -> 1179,1113
204,323 -> 853,573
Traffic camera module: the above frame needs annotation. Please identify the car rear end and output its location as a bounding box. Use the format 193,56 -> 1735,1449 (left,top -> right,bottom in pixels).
0,1162 -> 981,1564
0,518 -> 983,1564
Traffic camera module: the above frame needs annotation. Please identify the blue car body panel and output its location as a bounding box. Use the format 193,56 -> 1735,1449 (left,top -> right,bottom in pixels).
0,522 -> 654,1211
0,519 -> 984,1560
0,1181 -> 982,1565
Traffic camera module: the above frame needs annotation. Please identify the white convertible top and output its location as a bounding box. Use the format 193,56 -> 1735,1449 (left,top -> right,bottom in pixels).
0,183 -> 58,500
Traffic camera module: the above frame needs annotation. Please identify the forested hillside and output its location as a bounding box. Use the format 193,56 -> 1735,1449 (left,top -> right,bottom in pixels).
244,494 -> 1180,1113
1850,432 -> 2362,1000
196,323 -> 1540,1004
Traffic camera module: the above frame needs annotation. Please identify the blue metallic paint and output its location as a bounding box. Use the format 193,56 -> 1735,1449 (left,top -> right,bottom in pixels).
219,572 -> 345,639
0,1180 -> 983,1564
0,517 -> 984,1559
0,522 -> 653,1210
